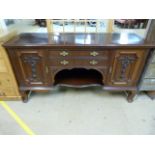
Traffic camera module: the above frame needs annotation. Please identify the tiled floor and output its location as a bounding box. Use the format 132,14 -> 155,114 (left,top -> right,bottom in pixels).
1,87 -> 155,135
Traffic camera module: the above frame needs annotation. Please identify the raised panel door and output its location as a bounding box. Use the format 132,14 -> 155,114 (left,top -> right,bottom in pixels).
15,50 -> 50,86
109,49 -> 147,86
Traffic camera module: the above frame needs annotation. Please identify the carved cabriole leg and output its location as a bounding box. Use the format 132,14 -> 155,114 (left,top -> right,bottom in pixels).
126,90 -> 137,103
20,90 -> 31,103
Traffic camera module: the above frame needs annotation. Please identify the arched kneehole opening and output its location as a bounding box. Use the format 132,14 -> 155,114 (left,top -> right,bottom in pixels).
54,68 -> 104,87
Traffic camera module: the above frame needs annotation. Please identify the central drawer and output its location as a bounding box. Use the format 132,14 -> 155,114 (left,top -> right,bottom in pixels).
46,50 -> 109,58
48,58 -> 109,68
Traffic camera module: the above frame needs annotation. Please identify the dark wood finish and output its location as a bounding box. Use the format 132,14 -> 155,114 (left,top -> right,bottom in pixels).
3,33 -> 154,102
126,90 -> 138,103
109,49 -> 147,86
20,90 -> 31,103
4,33 -> 154,48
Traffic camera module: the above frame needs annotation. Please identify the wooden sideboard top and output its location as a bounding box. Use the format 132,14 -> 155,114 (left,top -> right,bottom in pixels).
3,33 -> 155,49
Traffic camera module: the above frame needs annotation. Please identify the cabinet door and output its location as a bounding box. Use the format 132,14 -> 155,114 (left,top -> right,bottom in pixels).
15,50 -> 50,86
109,49 -> 147,86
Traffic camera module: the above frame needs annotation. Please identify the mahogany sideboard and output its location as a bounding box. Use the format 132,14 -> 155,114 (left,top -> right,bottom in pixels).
3,33 -> 155,102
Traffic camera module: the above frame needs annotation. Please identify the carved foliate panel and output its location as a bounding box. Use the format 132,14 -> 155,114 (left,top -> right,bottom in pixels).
22,55 -> 41,82
110,50 -> 145,86
118,55 -> 137,81
18,52 -> 46,85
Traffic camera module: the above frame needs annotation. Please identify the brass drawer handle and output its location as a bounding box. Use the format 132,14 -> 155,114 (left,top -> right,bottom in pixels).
60,51 -> 69,56
90,51 -> 99,56
90,60 -> 98,65
60,60 -> 69,65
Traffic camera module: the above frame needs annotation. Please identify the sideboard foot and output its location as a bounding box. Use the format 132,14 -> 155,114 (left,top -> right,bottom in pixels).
126,90 -> 137,103
20,90 -> 31,103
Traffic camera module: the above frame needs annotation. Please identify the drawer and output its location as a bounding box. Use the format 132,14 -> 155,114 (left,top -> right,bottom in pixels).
0,73 -> 12,88
140,78 -> 155,90
47,50 -> 109,58
0,58 -> 8,72
144,64 -> 155,78
49,58 -> 109,67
